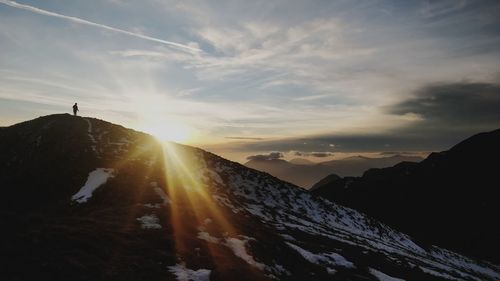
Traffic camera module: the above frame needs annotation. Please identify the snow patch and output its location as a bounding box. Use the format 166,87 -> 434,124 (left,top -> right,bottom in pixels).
72,168 -> 114,203
150,182 -> 170,205
280,234 -> 296,241
154,186 -> 171,205
325,252 -> 355,268
197,231 -> 220,243
286,242 -> 327,264
212,194 -> 240,213
196,231 -> 265,270
286,242 -> 355,269
327,268 -> 337,275
419,266 -> 459,280
136,214 -> 162,229
267,263 -> 291,276
168,263 -> 211,281
224,237 -> 266,270
369,268 -> 405,281
84,118 -> 98,154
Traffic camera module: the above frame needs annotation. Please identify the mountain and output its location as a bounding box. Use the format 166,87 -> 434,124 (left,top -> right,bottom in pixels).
1,114 -> 498,281
245,154 -> 423,188
320,155 -> 423,176
311,174 -> 341,190
289,158 -> 315,165
311,128 -> 500,264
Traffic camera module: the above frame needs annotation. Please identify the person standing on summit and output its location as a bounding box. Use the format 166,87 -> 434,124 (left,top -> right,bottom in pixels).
73,103 -> 79,116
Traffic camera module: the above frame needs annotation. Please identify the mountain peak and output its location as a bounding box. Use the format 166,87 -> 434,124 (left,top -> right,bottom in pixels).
289,158 -> 315,165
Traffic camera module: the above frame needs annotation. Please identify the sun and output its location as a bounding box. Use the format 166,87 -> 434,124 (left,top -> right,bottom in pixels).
140,118 -> 192,143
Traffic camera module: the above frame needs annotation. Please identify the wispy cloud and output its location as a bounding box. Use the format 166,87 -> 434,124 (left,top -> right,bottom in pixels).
419,0 -> 468,18
225,136 -> 265,140
292,94 -> 333,101
0,0 -> 201,52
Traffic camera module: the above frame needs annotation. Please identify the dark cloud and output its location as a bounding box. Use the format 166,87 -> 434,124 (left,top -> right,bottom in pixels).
294,151 -> 334,158
235,81 -> 500,153
387,81 -> 500,127
246,152 -> 283,161
240,134 -> 446,153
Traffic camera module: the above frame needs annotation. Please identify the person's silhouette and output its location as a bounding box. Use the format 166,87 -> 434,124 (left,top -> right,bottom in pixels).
73,103 -> 79,116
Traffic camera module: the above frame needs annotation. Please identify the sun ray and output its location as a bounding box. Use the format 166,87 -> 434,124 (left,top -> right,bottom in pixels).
160,141 -> 241,265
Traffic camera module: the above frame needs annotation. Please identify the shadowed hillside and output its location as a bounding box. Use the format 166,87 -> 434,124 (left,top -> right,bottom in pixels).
312,129 -> 500,263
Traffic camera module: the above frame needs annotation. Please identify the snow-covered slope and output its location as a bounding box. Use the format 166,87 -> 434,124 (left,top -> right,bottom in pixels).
189,148 -> 499,280
0,114 -> 498,281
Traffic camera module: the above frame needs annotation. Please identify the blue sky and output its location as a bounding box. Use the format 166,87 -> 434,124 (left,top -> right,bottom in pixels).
1,0 -> 500,162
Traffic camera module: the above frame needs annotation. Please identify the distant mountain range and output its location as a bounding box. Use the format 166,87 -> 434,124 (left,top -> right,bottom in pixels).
245,154 -> 423,188
312,128 -> 500,263
1,114 -> 498,280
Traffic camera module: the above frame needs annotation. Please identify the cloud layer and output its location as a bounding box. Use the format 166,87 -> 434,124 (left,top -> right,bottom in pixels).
293,151 -> 334,158
233,81 -> 500,153
246,152 -> 283,161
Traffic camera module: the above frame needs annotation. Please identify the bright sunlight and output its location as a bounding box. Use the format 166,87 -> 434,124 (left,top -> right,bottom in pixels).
140,118 -> 192,143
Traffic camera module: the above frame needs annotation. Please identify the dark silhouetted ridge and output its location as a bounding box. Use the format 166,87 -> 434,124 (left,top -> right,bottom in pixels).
312,128 -> 500,263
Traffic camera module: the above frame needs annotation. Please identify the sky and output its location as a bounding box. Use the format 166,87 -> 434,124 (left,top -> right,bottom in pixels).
1,0 -> 500,163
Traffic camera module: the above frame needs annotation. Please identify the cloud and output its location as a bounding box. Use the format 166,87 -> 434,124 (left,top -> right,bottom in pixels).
293,151 -> 333,158
0,0 -> 201,52
246,152 -> 283,161
292,94 -> 334,101
419,0 -> 468,18
225,136 -> 265,140
232,130 -> 460,153
379,151 -> 422,156
231,80 -> 500,153
387,81 -> 500,128
138,14 -> 376,91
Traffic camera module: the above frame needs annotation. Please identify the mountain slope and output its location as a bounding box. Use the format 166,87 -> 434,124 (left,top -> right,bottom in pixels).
1,114 -> 498,281
245,155 -> 423,188
311,129 -> 500,263
320,155 -> 423,176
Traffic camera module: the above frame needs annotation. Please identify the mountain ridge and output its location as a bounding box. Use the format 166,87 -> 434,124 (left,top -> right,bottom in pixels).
311,128 -> 500,263
245,154 -> 423,188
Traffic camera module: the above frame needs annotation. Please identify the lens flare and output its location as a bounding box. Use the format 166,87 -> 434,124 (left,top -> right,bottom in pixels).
161,142 -> 239,261
140,119 -> 192,143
